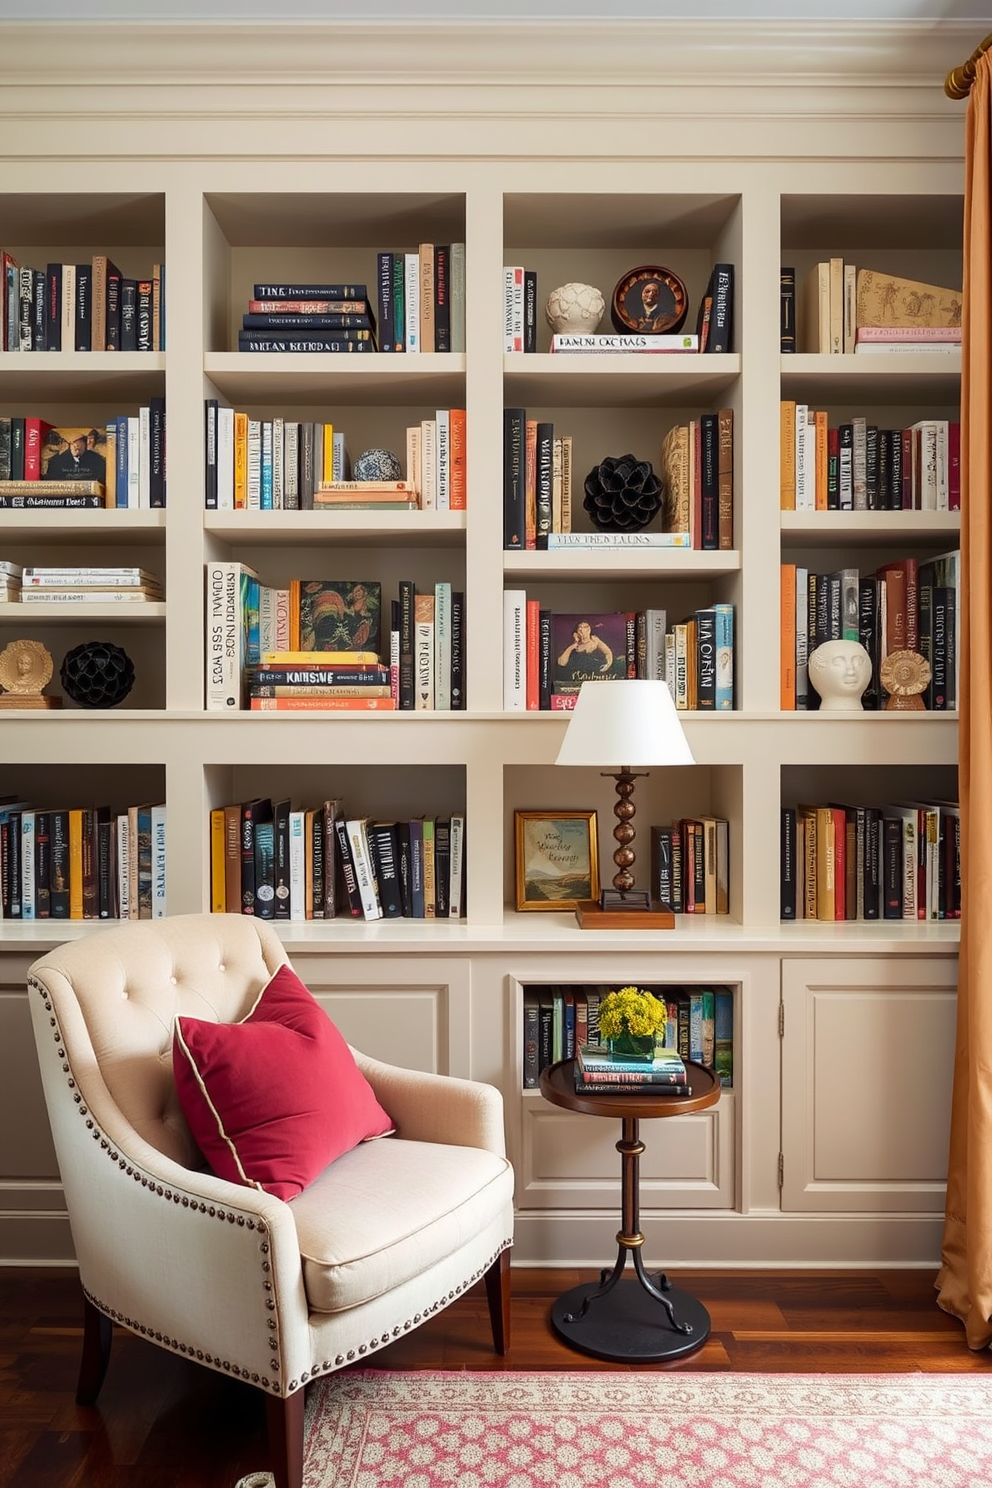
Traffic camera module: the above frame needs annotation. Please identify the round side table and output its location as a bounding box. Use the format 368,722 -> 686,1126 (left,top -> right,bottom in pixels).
539,1057 -> 720,1363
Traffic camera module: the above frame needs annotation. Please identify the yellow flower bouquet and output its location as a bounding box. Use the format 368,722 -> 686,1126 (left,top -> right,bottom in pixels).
598,986 -> 666,1061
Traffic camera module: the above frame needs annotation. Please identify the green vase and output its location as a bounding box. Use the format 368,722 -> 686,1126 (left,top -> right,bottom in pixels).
608,1030 -> 656,1062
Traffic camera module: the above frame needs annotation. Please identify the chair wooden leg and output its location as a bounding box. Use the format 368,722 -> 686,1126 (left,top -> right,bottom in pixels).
484,1248 -> 511,1355
266,1387 -> 305,1488
76,1295 -> 113,1405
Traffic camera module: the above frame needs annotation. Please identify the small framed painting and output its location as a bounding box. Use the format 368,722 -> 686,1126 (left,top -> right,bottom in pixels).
514,809 -> 599,912
611,264 -> 688,334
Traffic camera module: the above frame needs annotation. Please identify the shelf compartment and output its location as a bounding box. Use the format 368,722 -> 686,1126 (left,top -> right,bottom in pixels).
0,601 -> 164,625
780,510 -> 960,549
205,510 -> 465,549
204,352 -> 466,406
0,352 -> 166,403
780,352 -> 960,406
0,511 -> 165,546
504,353 -> 740,408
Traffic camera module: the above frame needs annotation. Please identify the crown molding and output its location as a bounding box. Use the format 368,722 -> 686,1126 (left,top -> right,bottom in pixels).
0,18 -> 978,90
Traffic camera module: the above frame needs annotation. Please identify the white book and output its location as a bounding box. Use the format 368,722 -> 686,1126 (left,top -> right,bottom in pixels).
503,588 -> 527,710
205,560 -> 259,710
151,803 -> 167,918
435,408 -> 450,510
271,417 -> 284,509
544,531 -> 690,549
346,818 -> 383,920
283,420 -> 299,510
216,406 -> 235,510
20,812 -> 34,921
258,584 -> 279,656
127,416 -> 140,507
404,252 -> 420,353
935,419 -> 949,509
448,813 -> 465,918
246,418 -> 262,508
665,632 -> 677,702
138,405 -> 151,508
61,263 -> 75,351
116,813 -> 130,921
503,266 -> 524,352
420,419 -> 437,509
332,431 -> 348,481
434,580 -> 452,711
853,342 -> 960,354
289,809 -> 307,921
551,332 -> 698,352
644,607 -> 667,681
19,589 -> 156,603
23,570 -> 156,586
851,416 -> 867,511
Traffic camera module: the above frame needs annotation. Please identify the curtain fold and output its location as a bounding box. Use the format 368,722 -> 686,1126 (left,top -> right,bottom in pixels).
936,49 -> 992,1351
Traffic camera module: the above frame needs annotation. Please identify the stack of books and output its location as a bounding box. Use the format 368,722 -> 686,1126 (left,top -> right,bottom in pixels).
0,560 -> 21,601
853,327 -> 961,355
248,650 -> 395,712
237,282 -> 377,353
18,566 -> 164,605
573,1042 -> 692,1096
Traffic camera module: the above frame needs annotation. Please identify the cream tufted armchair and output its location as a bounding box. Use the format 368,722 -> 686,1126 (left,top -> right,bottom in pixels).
28,914 -> 514,1488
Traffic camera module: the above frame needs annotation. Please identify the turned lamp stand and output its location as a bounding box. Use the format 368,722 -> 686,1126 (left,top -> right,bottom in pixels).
574,768 -> 675,929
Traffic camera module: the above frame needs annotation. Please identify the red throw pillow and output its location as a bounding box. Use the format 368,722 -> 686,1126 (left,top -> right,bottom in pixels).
172,963 -> 394,1200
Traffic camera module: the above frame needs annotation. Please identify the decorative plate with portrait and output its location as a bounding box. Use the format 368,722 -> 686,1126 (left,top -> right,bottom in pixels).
611,265 -> 689,335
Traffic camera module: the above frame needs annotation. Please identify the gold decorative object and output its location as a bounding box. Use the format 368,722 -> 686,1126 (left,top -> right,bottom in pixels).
0,639 -> 61,708
879,649 -> 931,711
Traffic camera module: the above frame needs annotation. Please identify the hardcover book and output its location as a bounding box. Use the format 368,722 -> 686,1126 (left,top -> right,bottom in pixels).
292,579 -> 382,657
551,612 -> 628,694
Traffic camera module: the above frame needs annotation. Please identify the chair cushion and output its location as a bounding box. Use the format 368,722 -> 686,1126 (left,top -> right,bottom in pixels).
289,1135 -> 514,1313
172,963 -> 394,1200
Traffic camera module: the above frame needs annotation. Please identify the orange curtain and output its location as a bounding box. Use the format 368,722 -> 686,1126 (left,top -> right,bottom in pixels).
937,49 -> 992,1350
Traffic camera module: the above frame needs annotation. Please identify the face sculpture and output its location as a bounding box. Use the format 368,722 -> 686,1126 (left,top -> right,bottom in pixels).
808,639 -> 872,711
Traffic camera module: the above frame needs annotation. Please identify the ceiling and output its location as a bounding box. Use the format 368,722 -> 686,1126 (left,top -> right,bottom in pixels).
0,0 -> 986,20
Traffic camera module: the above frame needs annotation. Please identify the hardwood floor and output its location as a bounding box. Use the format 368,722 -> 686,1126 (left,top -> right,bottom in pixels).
2,1266 -> 990,1487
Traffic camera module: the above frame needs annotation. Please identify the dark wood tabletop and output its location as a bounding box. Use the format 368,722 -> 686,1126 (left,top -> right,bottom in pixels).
539,1058 -> 721,1119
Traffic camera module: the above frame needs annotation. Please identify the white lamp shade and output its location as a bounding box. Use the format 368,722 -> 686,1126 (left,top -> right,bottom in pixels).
554,679 -> 695,767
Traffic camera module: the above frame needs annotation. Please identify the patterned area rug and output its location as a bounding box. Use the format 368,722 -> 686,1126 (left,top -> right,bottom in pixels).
235,1369 -> 992,1488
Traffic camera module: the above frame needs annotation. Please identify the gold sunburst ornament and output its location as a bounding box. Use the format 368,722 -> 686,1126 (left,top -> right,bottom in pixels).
880,649 -> 930,711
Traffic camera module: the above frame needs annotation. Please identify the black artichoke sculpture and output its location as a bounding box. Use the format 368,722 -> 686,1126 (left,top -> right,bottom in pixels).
582,453 -> 664,532
60,640 -> 135,708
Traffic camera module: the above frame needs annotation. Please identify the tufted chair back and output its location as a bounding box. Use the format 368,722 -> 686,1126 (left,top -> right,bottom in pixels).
31,913 -> 289,1168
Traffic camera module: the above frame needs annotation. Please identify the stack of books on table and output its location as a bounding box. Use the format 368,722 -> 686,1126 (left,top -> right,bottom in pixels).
17,566 -> 163,604
247,649 -> 396,712
573,1043 -> 692,1096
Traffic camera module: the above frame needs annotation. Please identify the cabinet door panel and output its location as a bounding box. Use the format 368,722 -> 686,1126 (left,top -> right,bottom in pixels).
781,957 -> 957,1213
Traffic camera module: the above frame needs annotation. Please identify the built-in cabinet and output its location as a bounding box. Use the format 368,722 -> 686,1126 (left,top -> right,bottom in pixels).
0,18 -> 966,1268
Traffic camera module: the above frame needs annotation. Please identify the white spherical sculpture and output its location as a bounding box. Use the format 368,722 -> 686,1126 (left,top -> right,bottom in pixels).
545,282 -> 606,335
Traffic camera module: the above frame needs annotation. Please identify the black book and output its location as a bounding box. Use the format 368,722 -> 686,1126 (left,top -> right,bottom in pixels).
398,578 -> 416,710
97,816 -> 116,918
858,576 -> 882,710
704,263 -> 734,353
31,269 -> 45,351
1,822 -> 13,919
106,262 -> 123,350
408,819 -> 425,918
367,822 -> 403,918
5,813 -> 21,918
434,818 -> 451,918
75,263 -> 92,351
0,494 -> 104,509
918,561 -> 934,707
238,325 -> 371,342
120,280 -> 138,352
882,816 -> 904,919
865,425 -> 879,510
321,801 -> 340,919
391,253 -> 405,351
695,608 -> 717,709
503,407 -> 525,550
241,313 -> 371,330
838,423 -> 854,509
523,269 -> 538,353
149,395 -> 166,508
538,608 -> 552,710
49,809 -> 70,918
535,421 -> 554,549
10,418 -> 24,480
813,571 -> 831,649
376,251 -> 394,353
780,265 -> 796,353
34,810 -> 51,917
450,590 -> 465,710
254,810 -> 276,920
252,282 -> 368,299
273,799 -> 291,920
239,798 -> 267,915
204,398 -> 218,510
44,264 -> 61,351
863,807 -> 882,920
931,588 -> 952,710
780,806 -> 797,920
396,820 -> 413,917
332,813 -> 364,918
434,245 -> 451,352
236,335 -> 374,353
700,412 -> 719,549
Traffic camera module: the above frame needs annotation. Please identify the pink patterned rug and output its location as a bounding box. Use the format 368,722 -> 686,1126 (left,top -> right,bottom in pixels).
235,1368 -> 992,1488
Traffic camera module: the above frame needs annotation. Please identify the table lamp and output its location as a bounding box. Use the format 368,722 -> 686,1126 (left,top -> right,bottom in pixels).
554,679 -> 695,929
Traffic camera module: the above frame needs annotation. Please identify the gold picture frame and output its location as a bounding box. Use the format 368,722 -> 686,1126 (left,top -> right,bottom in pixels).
514,809 -> 599,912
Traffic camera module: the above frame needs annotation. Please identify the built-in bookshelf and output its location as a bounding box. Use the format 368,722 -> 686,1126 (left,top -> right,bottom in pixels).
0,18 -> 968,1271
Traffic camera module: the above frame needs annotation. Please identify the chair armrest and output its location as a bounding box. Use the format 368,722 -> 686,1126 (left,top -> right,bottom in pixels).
352,1053 -> 507,1157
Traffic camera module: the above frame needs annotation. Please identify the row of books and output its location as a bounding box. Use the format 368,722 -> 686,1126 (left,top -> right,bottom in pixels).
1,252 -> 165,353
649,817 -> 731,916
502,598 -> 735,711
376,246 -> 466,354
502,410 -> 573,548
780,800 -> 960,922
0,410 -> 166,510
205,568 -> 465,712
208,798 -> 465,920
521,983 -> 734,1088
658,410 -> 735,550
780,407 -> 960,512
782,264 -> 961,355
1,564 -> 163,606
780,551 -> 959,711
203,404 -> 467,512
0,799 -> 165,922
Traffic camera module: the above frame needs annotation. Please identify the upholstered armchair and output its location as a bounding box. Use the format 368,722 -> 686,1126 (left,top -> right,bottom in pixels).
28,914 -> 514,1488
